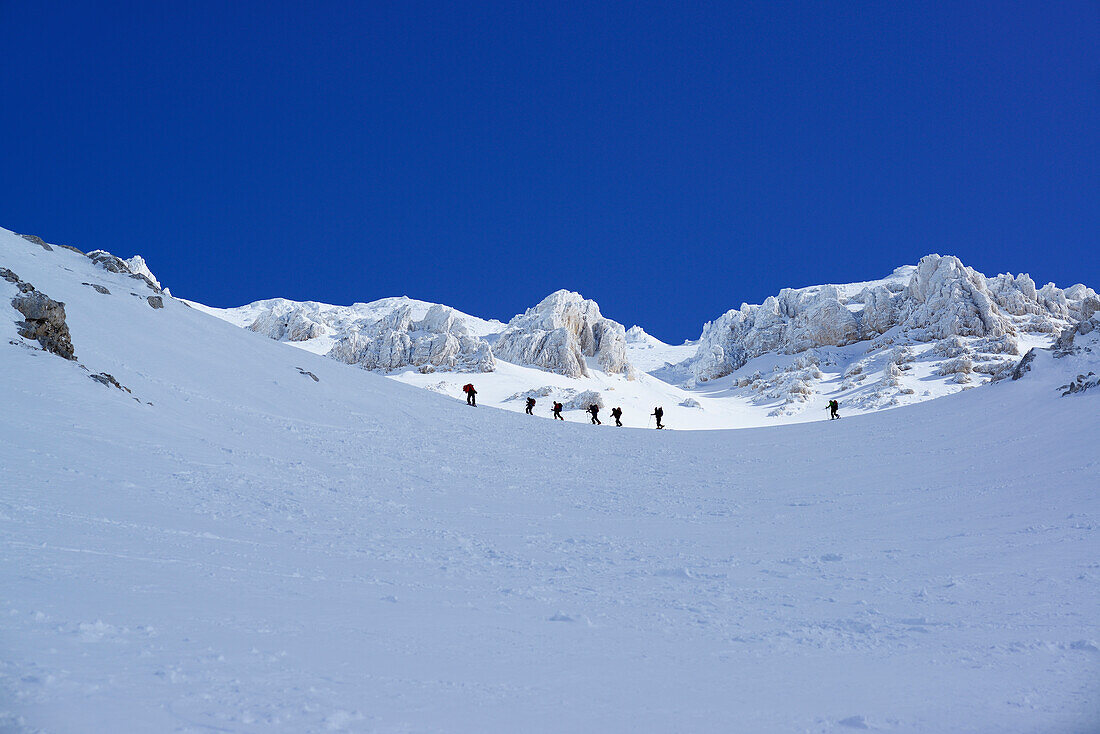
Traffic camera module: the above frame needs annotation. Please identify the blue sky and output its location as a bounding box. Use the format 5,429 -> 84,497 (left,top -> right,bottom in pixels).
1,1 -> 1096,342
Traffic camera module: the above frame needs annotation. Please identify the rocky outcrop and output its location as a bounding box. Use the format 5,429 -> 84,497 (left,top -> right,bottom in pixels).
562,389 -> 604,410
898,255 -> 1010,339
328,304 -> 495,373
19,234 -> 52,251
858,285 -> 899,337
124,256 -> 162,290
2,268 -> 34,294
86,250 -> 164,293
87,250 -> 132,274
492,290 -> 633,378
1052,301 -> 1100,357
690,254 -> 1094,382
692,285 -> 863,382
249,303 -> 326,342
296,367 -> 320,382
12,289 -> 76,360
4,267 -> 75,359
1010,349 -> 1037,381
90,372 -> 130,392
1059,372 -> 1098,396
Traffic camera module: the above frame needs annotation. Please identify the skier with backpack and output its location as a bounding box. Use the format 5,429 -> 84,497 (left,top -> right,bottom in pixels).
463,383 -> 477,407
525,397 -> 536,415
826,399 -> 840,420
551,401 -> 564,420
652,406 -> 664,429
588,404 -> 601,425
610,406 -> 623,427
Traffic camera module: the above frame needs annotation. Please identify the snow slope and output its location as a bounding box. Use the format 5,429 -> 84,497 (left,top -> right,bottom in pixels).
1,229 -> 1098,733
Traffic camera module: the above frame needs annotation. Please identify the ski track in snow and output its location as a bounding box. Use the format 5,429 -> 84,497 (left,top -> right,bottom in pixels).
1,231 -> 1098,733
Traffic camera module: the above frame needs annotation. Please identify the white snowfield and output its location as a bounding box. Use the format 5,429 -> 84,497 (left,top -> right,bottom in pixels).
1,229 -> 1099,733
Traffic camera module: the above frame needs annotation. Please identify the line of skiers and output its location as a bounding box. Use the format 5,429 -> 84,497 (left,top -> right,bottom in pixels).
469,384 -> 836,426
481,386 -> 667,428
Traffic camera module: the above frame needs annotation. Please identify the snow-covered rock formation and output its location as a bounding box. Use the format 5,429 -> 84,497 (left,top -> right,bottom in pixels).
123,255 -> 168,294
85,249 -> 166,295
691,255 -> 1096,383
1006,296 -> 1100,396
247,301 -> 328,342
328,304 -> 495,373
492,290 -> 634,378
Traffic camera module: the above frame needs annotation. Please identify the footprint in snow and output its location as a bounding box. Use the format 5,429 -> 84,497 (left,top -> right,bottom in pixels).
654,567 -> 695,579
838,714 -> 869,729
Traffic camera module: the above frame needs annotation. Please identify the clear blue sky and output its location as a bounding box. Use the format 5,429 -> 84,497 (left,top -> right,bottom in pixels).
1,1 -> 1096,342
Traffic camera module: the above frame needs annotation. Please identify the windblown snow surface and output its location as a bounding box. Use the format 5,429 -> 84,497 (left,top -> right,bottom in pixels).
1,231 -> 1098,733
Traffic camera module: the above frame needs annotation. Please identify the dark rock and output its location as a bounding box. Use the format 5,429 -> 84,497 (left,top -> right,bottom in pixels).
82,282 -> 111,295
18,234 -> 52,251
11,290 -> 76,360
1081,297 -> 1100,323
296,367 -> 320,382
1060,372 -> 1100,396
147,295 -> 164,309
57,244 -> 84,254
130,273 -> 162,293
86,250 -> 132,274
1010,348 -> 1036,381
0,268 -> 35,294
89,372 -> 131,393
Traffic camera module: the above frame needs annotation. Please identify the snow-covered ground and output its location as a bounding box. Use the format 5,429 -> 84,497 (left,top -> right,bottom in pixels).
2,230 -> 1098,732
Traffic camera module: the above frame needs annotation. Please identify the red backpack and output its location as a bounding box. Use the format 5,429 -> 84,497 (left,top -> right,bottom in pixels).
462,383 -> 474,393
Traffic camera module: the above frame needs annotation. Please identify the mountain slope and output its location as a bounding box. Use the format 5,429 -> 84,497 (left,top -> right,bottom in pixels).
1,229 -> 1098,733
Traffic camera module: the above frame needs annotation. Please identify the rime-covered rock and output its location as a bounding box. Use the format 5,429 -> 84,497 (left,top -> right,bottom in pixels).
859,286 -> 899,337
124,255 -> 163,290
899,255 -> 1009,339
493,290 -> 633,378
249,304 -> 327,342
692,286 -> 862,381
689,253 -> 1091,382
328,304 -> 495,373
562,389 -> 604,410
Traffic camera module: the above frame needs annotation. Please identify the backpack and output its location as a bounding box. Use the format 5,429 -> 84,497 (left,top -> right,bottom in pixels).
463,383 -> 474,393
554,402 -> 562,411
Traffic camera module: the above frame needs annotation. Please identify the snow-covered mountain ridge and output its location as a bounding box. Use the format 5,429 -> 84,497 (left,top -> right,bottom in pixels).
181,244 -> 1095,427
1,225 -> 1097,733
9,227 -> 1096,428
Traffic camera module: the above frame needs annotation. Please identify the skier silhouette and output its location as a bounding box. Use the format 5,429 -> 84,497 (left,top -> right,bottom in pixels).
525,397 -> 536,415
826,399 -> 840,420
652,406 -> 664,429
588,404 -> 601,425
463,383 -> 477,407
552,401 -> 564,420
610,407 -> 623,427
